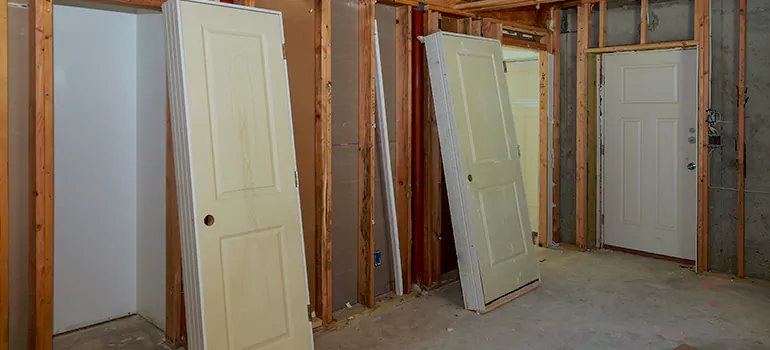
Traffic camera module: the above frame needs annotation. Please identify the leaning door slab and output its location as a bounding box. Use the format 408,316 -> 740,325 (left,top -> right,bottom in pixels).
164,0 -> 313,348
425,32 -> 540,312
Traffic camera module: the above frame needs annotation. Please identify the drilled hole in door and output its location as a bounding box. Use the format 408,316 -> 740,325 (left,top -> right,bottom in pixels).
204,214 -> 215,226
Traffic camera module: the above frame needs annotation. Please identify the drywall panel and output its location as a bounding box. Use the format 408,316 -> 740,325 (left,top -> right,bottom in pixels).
250,0 -> 317,309
602,0 -> 692,47
8,3 -> 30,349
53,3 -> 138,333
135,10 -> 166,329
331,0 -> 360,310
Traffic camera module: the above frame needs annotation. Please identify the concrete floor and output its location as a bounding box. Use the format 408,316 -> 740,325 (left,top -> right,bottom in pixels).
54,248 -> 770,350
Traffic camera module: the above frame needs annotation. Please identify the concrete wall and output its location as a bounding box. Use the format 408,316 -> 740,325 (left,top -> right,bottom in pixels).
558,0 -> 770,280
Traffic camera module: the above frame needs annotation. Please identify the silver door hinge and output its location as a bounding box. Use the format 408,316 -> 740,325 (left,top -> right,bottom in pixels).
503,61 -> 508,73
294,171 -> 299,188
282,43 -> 287,59
601,214 -> 605,225
517,144 -> 521,157
307,304 -> 312,321
600,144 -> 605,155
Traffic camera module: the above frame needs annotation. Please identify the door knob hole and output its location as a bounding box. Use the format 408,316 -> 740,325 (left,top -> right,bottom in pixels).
204,214 -> 215,226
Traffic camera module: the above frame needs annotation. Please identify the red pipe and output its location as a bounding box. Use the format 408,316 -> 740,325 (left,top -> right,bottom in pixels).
411,9 -> 425,286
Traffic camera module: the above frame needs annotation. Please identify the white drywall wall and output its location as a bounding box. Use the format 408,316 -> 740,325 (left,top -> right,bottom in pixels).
135,10 -> 167,330
53,3 -> 138,333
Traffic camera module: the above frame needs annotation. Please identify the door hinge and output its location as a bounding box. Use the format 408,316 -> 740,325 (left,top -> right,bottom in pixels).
600,144 -> 605,155
517,144 -> 521,157
282,43 -> 287,59
601,214 -> 605,225
307,304 -> 312,322
503,61 -> 508,73
294,171 -> 299,188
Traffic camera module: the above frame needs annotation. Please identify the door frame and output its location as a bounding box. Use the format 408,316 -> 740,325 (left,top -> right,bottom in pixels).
597,48 -> 700,264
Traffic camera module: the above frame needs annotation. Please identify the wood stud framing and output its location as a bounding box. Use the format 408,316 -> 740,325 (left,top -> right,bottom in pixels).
598,0 -> 606,47
315,0 -> 333,324
0,0 -> 7,345
358,0 -> 376,308
395,6 -> 413,291
29,0 -> 55,346
165,93 -> 185,347
538,52 -> 549,246
575,2 -> 589,249
737,0 -> 746,278
640,0 -> 648,44
551,7 -> 561,245
695,0 -> 710,273
423,10 -> 442,288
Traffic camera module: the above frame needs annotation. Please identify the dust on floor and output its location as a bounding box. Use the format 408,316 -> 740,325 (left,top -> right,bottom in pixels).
53,315 -> 172,350
315,247 -> 770,350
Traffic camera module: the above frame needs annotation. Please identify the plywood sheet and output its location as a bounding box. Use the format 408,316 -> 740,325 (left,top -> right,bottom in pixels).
250,0 -> 318,310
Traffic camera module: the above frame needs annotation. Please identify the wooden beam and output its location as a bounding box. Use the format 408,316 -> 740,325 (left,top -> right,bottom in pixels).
575,2 -> 589,249
586,52 -> 597,249
164,90 -> 186,348
377,0 -> 477,18
395,6 -> 413,293
470,18 -> 482,36
411,8 -> 425,287
0,0 -> 7,344
695,0 -> 710,273
423,10 -> 442,287
737,0 -> 746,278
483,17 -> 548,36
585,40 -> 697,54
538,52 -> 549,247
501,36 -> 548,51
640,0 -> 648,44
358,0 -> 376,308
29,0 -> 54,346
598,0 -> 606,47
481,19 -> 503,40
315,0 -> 333,323
456,0 -> 564,11
551,7 -> 560,244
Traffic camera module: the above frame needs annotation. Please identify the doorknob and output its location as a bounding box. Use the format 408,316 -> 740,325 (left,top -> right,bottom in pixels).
687,163 -> 696,170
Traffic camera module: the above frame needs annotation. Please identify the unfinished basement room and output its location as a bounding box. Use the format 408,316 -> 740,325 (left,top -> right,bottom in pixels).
3,0 -> 769,349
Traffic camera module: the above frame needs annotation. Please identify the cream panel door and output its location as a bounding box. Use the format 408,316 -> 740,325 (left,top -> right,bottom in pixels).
440,34 -> 540,303
506,59 -> 540,233
178,1 -> 312,349
603,49 -> 697,260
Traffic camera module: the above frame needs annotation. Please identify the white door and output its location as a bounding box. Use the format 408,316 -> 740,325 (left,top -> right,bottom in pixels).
603,49 -> 697,260
425,32 -> 540,311
164,0 -> 313,349
506,59 -> 540,233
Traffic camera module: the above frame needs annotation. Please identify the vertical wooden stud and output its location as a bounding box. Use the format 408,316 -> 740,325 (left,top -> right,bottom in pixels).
538,52 -> 549,247
575,3 -> 589,249
358,0 -> 376,308
695,0 -> 710,273
737,0 -> 746,278
411,8 -> 425,286
423,10 -> 441,287
640,0 -> 648,44
165,93 -> 185,347
599,0 -> 607,48
586,52 -> 598,249
29,0 -> 54,347
551,7 -> 561,244
0,0 -> 8,344
395,6 -> 413,292
315,0 -> 333,323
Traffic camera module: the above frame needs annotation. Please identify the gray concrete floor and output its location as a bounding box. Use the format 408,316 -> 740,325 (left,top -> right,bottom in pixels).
53,315 -> 171,350
315,248 -> 770,350
53,248 -> 770,350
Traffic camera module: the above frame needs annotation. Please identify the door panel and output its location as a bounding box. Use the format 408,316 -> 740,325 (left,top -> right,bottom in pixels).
506,59 -> 540,232
166,0 -> 313,348
426,32 -> 540,306
603,49 -> 697,260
